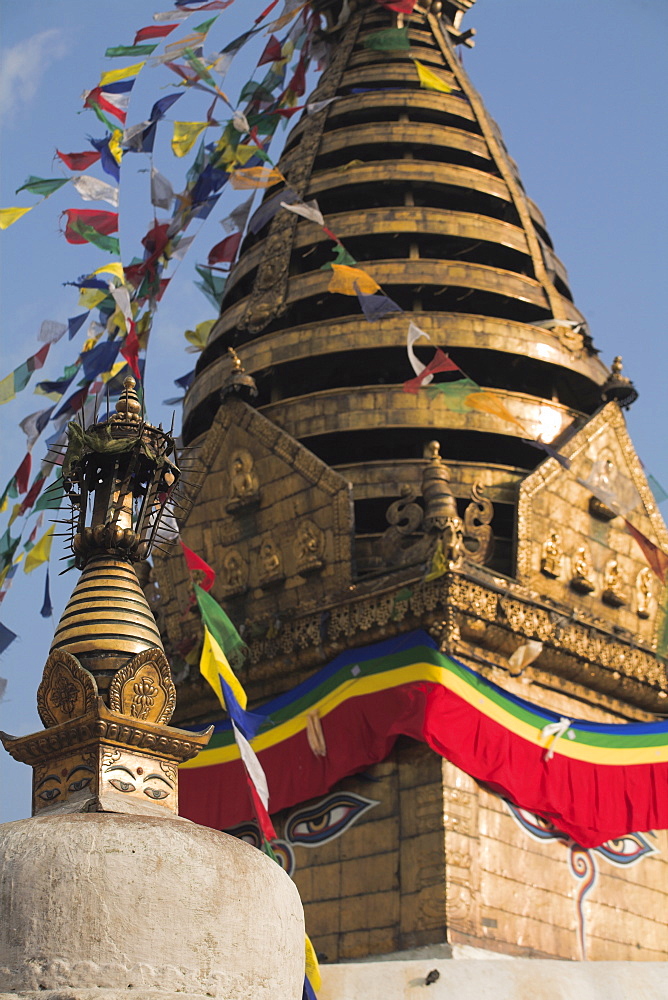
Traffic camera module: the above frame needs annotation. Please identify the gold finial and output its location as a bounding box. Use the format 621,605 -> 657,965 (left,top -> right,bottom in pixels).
111,375 -> 142,423
601,355 -> 638,409
424,440 -> 441,461
228,347 -> 244,372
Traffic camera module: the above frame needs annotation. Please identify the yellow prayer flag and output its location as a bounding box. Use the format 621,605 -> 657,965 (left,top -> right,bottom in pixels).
102,361 -> 126,384
266,1 -> 310,31
99,62 -> 146,87
79,287 -> 108,310
0,206 -> 33,229
185,320 -> 215,352
229,166 -> 284,190
424,539 -> 448,582
466,391 -> 527,432
200,625 -> 248,712
91,262 -> 125,282
0,373 -> 16,406
172,121 -> 209,158
414,59 -> 452,94
24,526 -> 55,574
109,130 -> 124,167
305,935 -> 322,993
328,264 -> 380,296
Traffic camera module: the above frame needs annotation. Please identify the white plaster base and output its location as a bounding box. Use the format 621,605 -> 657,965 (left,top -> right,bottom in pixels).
319,958 -> 667,1000
0,813 -> 304,999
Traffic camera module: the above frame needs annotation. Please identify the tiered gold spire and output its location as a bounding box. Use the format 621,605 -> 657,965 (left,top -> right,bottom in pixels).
182,0 -> 609,576
1,378 -> 210,817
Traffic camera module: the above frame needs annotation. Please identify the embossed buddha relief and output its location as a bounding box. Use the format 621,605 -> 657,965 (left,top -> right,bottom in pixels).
602,558 -> 626,608
258,535 -> 285,588
570,545 -> 596,594
541,532 -> 562,578
226,448 -> 260,512
635,567 -> 655,620
294,519 -> 325,576
221,547 -> 249,596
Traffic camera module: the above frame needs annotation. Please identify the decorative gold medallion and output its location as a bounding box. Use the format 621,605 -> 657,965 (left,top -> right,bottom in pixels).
37,649 -> 98,728
108,648 -> 176,725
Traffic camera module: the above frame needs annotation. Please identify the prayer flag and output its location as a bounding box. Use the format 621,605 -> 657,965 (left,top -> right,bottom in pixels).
99,61 -> 146,86
229,166 -> 283,189
466,391 -> 527,432
649,475 -> 668,505
19,408 -> 53,451
403,349 -> 461,392
150,166 -> 174,209
321,242 -> 356,269
258,34 -> 282,65
24,526 -> 55,574
150,93 -> 183,120
40,568 -> 53,618
56,149 -> 101,171
234,722 -> 270,809
0,207 -> 32,229
355,285 -> 402,321
16,454 -> 31,495
15,176 -> 70,198
0,622 -> 17,655
38,320 -> 68,344
364,27 -> 411,51
281,199 -> 325,227
625,521 -> 668,582
72,175 -> 119,207
304,936 -> 322,993
200,625 -> 248,712
181,541 -> 215,590
194,265 -> 227,309
134,24 -> 179,43
63,209 -> 119,245
246,771 -> 277,840
81,340 -> 121,381
425,378 -> 481,412
105,44 -> 158,58
184,320 -> 215,352
328,264 -> 380,296
120,325 -> 141,380
208,231 -> 242,265
414,59 -> 452,93
172,121 -> 209,158
194,583 -> 246,662
376,0 -> 416,13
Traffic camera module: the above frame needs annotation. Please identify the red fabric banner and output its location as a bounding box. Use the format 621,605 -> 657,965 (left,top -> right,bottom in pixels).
208,231 -> 242,266
62,209 -> 119,245
180,540 -> 216,591
403,349 -> 461,393
56,150 -> 102,171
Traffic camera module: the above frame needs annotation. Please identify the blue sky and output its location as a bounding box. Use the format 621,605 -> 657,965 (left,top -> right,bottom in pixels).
1,0 -> 666,822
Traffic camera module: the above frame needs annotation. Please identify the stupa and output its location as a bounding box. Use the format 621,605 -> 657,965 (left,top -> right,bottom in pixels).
150,0 -> 668,974
0,379 -> 304,1000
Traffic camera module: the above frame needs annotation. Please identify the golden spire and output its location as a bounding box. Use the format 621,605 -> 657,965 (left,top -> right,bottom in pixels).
1,381 -> 210,817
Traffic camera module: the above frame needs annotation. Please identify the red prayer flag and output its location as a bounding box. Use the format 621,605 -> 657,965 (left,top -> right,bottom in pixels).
376,0 -> 416,12
180,540 -> 216,591
56,149 -> 102,171
62,209 -> 119,245
403,349 -> 461,393
19,475 -> 47,515
247,775 -> 277,841
624,520 -> 668,582
288,59 -> 306,97
120,323 -> 141,380
208,231 -> 242,266
84,87 -> 127,124
134,23 -> 180,44
258,35 -> 282,66
15,453 -> 32,495
28,343 -> 51,372
255,0 -> 281,23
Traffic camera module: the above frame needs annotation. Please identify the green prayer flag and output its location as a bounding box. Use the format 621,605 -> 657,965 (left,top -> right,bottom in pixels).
13,361 -> 32,394
363,27 -> 411,52
70,220 -> 121,255
195,265 -> 227,309
194,584 -> 246,665
425,377 -> 480,412
15,176 -> 70,198
649,474 -> 668,505
182,48 -> 216,86
193,16 -> 218,34
105,44 -> 158,58
321,243 -> 357,270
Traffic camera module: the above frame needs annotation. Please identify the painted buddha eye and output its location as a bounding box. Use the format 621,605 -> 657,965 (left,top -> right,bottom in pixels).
68,777 -> 92,793
286,792 -> 379,847
38,787 -> 61,802
144,787 -> 169,800
504,800 -> 568,842
270,840 -> 296,876
596,832 -> 657,867
223,822 -> 262,848
109,779 -> 135,793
